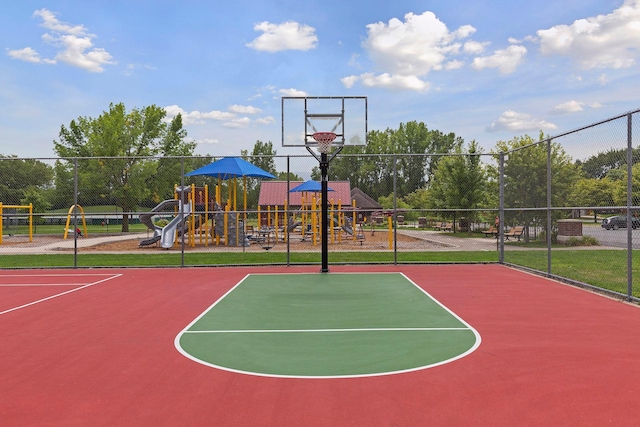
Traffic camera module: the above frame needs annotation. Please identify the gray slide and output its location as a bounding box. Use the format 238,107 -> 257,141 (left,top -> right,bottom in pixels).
139,199 -> 191,248
159,203 -> 191,248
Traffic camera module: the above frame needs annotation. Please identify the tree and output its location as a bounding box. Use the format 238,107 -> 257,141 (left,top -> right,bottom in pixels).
21,187 -> 52,225
494,133 -> 580,241
611,163 -> 640,207
146,113 -> 200,205
247,141 -> 277,176
569,177 -> 616,221
241,141 -> 277,210
578,148 -> 640,179
426,140 -> 488,232
324,121 -> 463,201
0,156 -> 53,205
53,103 -> 195,231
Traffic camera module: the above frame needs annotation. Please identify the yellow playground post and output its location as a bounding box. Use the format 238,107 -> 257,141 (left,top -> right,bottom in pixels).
63,205 -> 88,239
0,203 -> 33,244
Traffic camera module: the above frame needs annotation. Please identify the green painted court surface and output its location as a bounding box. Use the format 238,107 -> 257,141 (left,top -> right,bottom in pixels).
176,273 -> 480,378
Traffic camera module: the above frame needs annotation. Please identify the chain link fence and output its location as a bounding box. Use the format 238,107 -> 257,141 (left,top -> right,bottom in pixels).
1,110 -> 639,300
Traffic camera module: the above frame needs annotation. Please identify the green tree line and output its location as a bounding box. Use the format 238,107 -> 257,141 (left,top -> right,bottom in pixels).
1,102 -> 637,236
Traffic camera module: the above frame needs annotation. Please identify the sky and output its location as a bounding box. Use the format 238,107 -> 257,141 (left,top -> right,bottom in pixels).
1,0 -> 639,161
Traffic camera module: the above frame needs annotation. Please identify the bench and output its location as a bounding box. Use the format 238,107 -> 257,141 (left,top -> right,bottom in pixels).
505,226 -> 525,241
481,225 -> 498,237
434,222 -> 453,232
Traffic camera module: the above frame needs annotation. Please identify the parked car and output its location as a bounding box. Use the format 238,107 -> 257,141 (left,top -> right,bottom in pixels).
601,215 -> 640,230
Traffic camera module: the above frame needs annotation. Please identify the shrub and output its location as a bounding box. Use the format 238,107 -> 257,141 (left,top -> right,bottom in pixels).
154,218 -> 169,227
565,236 -> 599,247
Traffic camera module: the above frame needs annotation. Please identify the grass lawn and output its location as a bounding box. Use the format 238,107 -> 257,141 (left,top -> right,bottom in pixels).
505,249 -> 639,296
1,248 -> 638,298
0,250 -> 498,269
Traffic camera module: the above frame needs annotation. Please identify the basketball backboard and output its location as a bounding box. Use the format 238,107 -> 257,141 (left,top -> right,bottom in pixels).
282,96 -> 367,148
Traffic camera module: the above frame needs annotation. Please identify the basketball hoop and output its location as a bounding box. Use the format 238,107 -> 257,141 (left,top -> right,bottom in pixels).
312,132 -> 337,154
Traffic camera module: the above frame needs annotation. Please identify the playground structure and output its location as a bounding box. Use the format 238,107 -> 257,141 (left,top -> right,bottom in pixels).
257,196 -> 369,246
139,186 -> 193,248
0,203 -> 33,244
139,184 -> 247,249
136,182 -> 382,250
63,205 -> 88,239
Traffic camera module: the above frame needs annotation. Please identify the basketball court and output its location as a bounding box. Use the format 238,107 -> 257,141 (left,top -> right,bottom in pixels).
2,97 -> 639,425
2,264 -> 640,425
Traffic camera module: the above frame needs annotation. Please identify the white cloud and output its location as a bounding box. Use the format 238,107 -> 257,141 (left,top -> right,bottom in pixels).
552,100 -> 604,114
444,60 -> 464,70
279,88 -> 307,97
487,110 -> 557,132
348,53 -> 361,68
246,21 -> 318,52
164,105 -> 236,125
463,40 -> 487,55
199,110 -> 237,121
341,75 -> 359,89
472,45 -> 527,74
34,8 -> 87,36
47,34 -> 114,73
255,116 -> 275,125
344,11 -> 491,91
537,0 -> 640,69
228,105 -> 262,114
6,47 -> 48,63
598,73 -> 609,85
165,105 -> 273,129
552,100 -> 584,114
6,9 -> 114,72
363,11 -> 474,76
343,72 -> 430,92
197,138 -> 220,145
223,117 -> 252,129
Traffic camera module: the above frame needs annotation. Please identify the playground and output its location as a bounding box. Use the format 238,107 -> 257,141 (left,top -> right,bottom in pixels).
0,226 -> 476,254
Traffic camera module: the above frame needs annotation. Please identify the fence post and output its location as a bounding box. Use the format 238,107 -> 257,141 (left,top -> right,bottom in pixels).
547,139 -> 552,276
286,156 -> 291,266
393,155 -> 397,265
73,158 -> 78,268
498,152 -> 504,263
627,113 -> 633,300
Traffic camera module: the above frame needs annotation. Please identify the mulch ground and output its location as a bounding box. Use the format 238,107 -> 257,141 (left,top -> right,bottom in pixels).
1,230 -> 442,252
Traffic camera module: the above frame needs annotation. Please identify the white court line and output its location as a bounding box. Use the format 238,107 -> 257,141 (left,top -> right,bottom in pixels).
0,274 -> 117,277
0,274 -> 122,315
185,327 -> 471,334
175,273 -> 483,379
0,283 -> 91,287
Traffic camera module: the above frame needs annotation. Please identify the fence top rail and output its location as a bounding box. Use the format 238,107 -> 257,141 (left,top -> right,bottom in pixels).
508,108 -> 640,154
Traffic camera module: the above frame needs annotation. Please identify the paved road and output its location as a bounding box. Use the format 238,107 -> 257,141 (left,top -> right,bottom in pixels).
583,224 -> 640,249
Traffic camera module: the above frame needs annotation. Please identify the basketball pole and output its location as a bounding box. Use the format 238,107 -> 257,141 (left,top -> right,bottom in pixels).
306,139 -> 341,273
320,151 -> 329,273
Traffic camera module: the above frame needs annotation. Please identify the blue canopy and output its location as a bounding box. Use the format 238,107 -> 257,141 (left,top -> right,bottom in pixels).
185,157 -> 276,180
290,180 -> 334,193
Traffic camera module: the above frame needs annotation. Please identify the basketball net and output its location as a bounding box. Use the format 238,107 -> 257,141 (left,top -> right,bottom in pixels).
312,132 -> 337,154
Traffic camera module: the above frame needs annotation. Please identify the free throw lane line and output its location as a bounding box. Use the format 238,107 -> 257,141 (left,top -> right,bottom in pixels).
0,274 -> 122,315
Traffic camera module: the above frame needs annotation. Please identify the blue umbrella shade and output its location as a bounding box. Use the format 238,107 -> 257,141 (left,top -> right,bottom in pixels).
185,157 -> 276,180
289,180 -> 334,193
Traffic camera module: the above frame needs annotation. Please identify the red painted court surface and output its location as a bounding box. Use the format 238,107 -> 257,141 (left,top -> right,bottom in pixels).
2,265 -> 640,426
